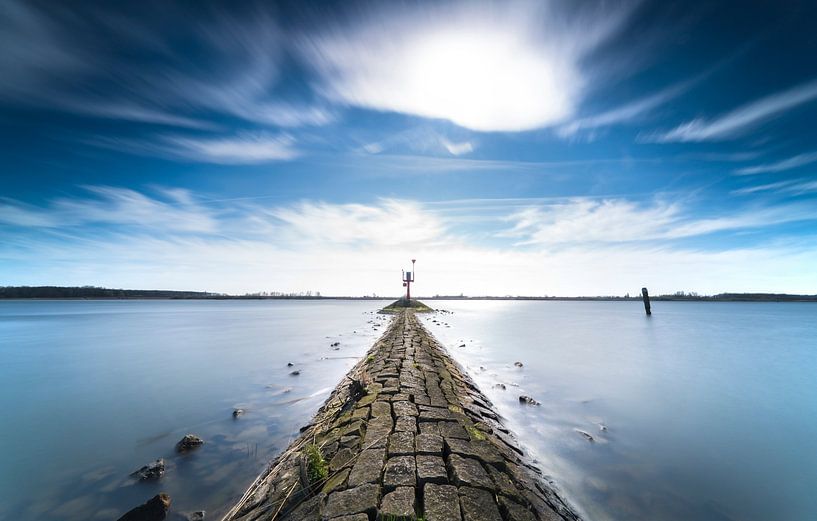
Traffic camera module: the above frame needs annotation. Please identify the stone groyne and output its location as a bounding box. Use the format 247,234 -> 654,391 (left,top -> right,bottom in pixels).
222,310 -> 579,521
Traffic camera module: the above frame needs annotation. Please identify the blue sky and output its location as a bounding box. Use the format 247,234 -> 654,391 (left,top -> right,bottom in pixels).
1,0 -> 817,296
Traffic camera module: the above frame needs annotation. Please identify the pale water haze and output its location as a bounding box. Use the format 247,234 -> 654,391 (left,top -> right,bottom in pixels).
1,300 -> 815,520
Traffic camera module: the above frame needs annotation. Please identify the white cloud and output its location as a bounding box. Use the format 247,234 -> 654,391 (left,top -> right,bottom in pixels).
734,151 -> 817,175
648,78 -> 817,142
732,179 -> 817,196
557,80 -> 693,138
441,140 -> 474,156
266,199 -> 447,246
500,198 -> 817,245
3,189 -> 817,294
163,133 -> 300,163
299,1 -> 632,132
0,187 -> 217,233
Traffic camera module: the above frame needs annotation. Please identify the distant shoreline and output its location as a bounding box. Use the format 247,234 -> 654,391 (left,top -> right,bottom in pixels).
1,287 -> 816,302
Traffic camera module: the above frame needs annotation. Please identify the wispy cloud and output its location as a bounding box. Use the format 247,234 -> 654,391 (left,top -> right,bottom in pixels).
298,1 -> 634,132
647,77 -> 817,142
732,179 -> 817,196
357,127 -> 475,157
556,79 -> 693,138
163,133 -> 300,164
500,197 -> 817,245
0,1 -> 331,130
734,151 -> 817,175
3,188 -> 817,294
0,187 -> 217,233
267,200 -> 447,246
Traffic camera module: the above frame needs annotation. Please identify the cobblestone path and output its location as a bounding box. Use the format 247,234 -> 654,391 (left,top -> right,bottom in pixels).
222,310 -> 579,521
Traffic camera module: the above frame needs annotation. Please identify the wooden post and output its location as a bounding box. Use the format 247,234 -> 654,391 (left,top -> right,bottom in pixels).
642,287 -> 651,315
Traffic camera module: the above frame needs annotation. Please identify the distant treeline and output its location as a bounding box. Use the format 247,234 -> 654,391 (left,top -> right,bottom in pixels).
1,286 -> 815,302
0,286 -> 215,299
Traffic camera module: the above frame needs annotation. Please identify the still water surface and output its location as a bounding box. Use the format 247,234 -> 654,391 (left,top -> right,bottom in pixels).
1,300 -> 815,520
423,300 -> 817,521
0,300 -> 386,520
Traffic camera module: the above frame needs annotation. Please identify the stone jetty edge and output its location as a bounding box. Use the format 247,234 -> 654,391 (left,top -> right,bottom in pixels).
221,310 -> 580,521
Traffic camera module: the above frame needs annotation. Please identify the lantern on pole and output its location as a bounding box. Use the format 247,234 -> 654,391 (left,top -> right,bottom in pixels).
401,259 -> 416,301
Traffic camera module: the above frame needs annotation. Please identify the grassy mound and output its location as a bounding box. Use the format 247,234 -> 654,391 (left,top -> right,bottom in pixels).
379,298 -> 433,313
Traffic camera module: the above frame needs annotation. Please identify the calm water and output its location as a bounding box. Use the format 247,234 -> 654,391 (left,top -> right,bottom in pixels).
1,300 -> 815,521
422,300 -> 817,521
0,300 -> 388,520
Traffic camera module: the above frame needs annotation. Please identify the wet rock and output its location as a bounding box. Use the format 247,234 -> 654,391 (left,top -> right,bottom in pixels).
514,362 -> 524,368
131,459 -> 164,481
232,409 -> 244,418
518,395 -> 540,406
575,429 -> 595,442
349,379 -> 368,401
379,486 -> 416,519
423,483 -> 460,521
287,362 -> 294,367
176,434 -> 204,453
290,370 -> 300,376
117,493 -> 171,521
497,496 -> 537,521
458,343 -> 466,347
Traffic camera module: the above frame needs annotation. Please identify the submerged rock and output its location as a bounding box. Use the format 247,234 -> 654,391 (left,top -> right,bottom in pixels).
575,429 -> 595,442
232,409 -> 244,418
518,395 -> 540,406
290,370 -> 301,376
186,512 -> 205,521
514,361 -> 524,368
131,459 -> 165,481
176,434 -> 204,453
287,362 -> 294,367
117,493 -> 171,521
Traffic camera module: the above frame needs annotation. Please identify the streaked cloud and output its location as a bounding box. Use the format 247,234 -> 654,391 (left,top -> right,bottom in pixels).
500,198 -> 817,245
732,179 -> 817,196
163,133 -> 300,164
3,187 -> 817,294
0,187 -> 217,233
647,78 -> 817,142
298,1 -> 634,132
734,151 -> 817,175
557,80 -> 693,138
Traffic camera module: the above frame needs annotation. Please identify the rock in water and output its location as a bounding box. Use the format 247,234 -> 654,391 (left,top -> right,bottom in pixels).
117,493 -> 171,521
518,395 -> 541,406
131,459 -> 165,481
290,370 -> 301,376
514,361 -> 524,367
186,511 -> 205,521
232,409 -> 244,418
176,434 -> 204,453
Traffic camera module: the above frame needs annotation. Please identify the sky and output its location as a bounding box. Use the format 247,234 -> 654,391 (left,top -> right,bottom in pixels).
1,0 -> 817,296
